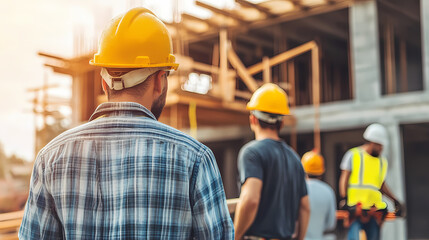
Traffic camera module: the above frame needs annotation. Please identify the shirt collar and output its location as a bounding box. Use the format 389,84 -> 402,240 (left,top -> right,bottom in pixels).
89,102 -> 157,121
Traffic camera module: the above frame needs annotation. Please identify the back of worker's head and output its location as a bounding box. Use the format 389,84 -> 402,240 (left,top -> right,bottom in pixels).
247,83 -> 289,132
90,7 -> 179,118
301,150 -> 325,178
363,123 -> 388,157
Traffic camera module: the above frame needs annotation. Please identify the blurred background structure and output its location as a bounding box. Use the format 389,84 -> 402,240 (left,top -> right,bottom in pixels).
1,0 -> 428,239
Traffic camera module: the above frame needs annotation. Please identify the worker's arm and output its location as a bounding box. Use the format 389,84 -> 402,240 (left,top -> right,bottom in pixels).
380,182 -> 404,216
339,170 -> 351,198
380,182 -> 397,202
19,155 -> 63,239
234,177 -> 263,240
339,150 -> 353,199
296,195 -> 311,240
338,170 -> 351,209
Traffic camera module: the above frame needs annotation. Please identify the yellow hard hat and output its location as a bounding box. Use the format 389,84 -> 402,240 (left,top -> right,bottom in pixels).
247,83 -> 290,115
90,7 -> 179,70
301,150 -> 325,176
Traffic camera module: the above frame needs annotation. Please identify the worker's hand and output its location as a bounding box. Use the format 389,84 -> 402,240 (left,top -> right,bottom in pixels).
339,197 -> 348,210
394,200 -> 405,217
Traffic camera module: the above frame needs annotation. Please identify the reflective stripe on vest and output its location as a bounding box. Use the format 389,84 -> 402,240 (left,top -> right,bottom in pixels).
347,148 -> 388,210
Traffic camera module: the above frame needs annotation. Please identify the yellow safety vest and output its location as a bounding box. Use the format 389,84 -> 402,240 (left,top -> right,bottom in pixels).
347,147 -> 388,210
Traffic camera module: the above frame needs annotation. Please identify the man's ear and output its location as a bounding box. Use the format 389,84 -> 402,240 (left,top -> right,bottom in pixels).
249,114 -> 258,125
101,80 -> 108,95
153,70 -> 165,94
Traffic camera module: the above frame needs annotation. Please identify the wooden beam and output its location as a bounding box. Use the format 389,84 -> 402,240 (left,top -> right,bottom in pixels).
288,61 -> 297,150
236,34 -> 273,49
164,21 -> 201,35
0,211 -> 24,222
219,29 -> 229,100
189,43 -> 212,55
38,52 -> 66,61
299,18 -> 348,40
187,0 -> 351,44
181,13 -> 220,29
211,43 -> 220,83
43,64 -> 74,75
193,61 -> 220,75
196,1 -> 249,24
263,57 -> 271,83
400,39 -> 408,92
311,45 -> 321,152
227,43 -> 259,92
247,41 -> 316,75
287,0 -> 311,11
235,90 -> 252,99
379,0 -> 419,23
250,0 -> 351,28
235,0 -> 277,18
212,43 -> 220,67
166,92 -> 249,113
384,23 -> 396,94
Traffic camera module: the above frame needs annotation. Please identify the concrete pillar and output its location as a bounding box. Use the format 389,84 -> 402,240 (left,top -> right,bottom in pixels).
421,0 -> 429,92
380,120 -> 407,240
350,0 -> 382,102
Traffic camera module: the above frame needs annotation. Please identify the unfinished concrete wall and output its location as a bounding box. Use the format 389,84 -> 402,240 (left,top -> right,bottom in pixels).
350,0 -> 382,102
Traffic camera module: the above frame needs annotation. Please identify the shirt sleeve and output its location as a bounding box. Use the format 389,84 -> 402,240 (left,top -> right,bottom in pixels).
299,164 -> 308,198
325,187 -> 337,231
19,155 -> 63,239
340,150 -> 353,171
191,148 -> 234,240
237,146 -> 263,184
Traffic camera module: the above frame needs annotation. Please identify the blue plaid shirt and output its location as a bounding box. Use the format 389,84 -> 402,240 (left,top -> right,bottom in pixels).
19,102 -> 234,239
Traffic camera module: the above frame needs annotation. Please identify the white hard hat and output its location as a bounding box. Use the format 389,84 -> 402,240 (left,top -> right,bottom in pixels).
363,123 -> 388,146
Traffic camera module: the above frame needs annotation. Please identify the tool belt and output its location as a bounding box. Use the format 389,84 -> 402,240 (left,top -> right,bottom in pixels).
347,202 -> 388,226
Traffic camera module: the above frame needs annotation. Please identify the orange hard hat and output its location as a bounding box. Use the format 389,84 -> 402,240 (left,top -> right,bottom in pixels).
301,150 -> 325,176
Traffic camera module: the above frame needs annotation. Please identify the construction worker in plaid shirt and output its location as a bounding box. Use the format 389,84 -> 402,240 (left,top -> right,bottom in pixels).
19,7 -> 233,239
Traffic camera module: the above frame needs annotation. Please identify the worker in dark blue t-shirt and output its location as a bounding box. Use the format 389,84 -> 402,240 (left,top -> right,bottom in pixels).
234,83 -> 310,240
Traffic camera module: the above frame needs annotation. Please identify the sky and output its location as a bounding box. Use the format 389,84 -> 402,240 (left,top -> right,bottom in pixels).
0,0 -> 237,161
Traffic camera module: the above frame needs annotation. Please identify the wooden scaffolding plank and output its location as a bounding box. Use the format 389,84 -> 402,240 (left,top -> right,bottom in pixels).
263,57 -> 271,83
235,0 -> 277,18
227,43 -> 259,92
400,39 -> 408,92
311,45 -> 321,152
384,23 -> 396,94
247,41 -> 316,75
196,1 -> 249,24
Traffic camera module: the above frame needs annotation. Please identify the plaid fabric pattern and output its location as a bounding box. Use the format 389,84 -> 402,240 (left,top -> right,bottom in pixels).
19,102 -> 234,239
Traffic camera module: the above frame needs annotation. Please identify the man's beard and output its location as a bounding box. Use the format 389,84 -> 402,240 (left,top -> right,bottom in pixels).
370,150 -> 380,158
151,86 -> 167,120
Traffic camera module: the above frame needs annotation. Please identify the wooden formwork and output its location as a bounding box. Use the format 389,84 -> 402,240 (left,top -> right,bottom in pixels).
0,211 -> 24,240
37,0 -> 354,144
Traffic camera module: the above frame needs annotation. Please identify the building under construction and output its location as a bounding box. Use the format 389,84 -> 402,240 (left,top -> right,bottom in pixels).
33,0 -> 429,239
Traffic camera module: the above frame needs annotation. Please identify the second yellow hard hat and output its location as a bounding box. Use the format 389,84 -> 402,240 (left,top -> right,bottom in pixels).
246,83 -> 290,115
